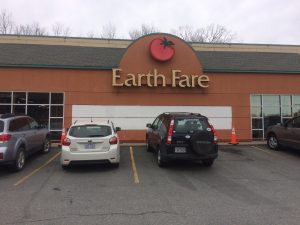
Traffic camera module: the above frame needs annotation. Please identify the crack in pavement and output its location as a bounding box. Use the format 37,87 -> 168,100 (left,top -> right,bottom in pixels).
8,210 -> 178,224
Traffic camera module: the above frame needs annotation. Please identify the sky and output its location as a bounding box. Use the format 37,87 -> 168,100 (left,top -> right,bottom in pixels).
1,0 -> 300,45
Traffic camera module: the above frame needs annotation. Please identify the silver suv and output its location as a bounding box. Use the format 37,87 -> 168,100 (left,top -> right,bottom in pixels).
0,114 -> 50,171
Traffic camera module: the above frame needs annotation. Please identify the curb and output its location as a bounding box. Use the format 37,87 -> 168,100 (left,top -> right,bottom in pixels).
120,141 -> 267,147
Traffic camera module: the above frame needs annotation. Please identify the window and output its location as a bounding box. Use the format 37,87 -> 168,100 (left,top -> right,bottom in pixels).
51,106 -> 63,117
152,117 -> 161,129
27,117 -> 39,129
51,93 -> 64,104
28,93 -> 49,104
69,125 -> 112,138
251,94 -> 300,139
0,92 -> 64,140
263,95 -> 280,134
158,118 -> 168,135
9,118 -> 30,132
292,96 -> 300,116
0,121 -> 4,132
294,117 -> 300,128
13,92 -> 26,104
156,118 -> 164,130
288,117 -> 300,128
0,92 -> 12,103
281,95 -> 291,117
174,118 -> 208,133
0,105 -> 11,114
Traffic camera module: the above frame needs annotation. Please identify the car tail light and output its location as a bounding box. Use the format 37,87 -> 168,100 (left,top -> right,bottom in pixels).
60,129 -> 66,145
109,136 -> 118,145
166,119 -> 174,144
0,134 -> 12,143
0,153 -> 3,160
209,124 -> 218,144
62,138 -> 71,146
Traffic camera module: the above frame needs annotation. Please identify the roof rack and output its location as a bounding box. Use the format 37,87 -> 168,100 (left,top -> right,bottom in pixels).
163,112 -> 202,116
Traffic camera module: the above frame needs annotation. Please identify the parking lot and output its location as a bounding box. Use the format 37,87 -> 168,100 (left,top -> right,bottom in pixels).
0,144 -> 299,225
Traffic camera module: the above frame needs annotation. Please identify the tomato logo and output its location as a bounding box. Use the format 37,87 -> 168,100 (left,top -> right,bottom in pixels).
149,37 -> 175,62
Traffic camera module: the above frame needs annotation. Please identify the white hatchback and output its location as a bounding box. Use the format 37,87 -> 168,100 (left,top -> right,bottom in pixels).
60,120 -> 121,169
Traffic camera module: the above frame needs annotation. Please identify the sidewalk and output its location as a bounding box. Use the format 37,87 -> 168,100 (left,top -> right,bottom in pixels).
120,141 -> 267,147
52,141 -> 267,147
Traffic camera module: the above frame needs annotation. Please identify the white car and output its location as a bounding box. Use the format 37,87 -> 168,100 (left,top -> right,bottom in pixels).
61,120 -> 121,169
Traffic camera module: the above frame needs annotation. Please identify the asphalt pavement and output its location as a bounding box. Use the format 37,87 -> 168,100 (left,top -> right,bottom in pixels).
0,144 -> 299,225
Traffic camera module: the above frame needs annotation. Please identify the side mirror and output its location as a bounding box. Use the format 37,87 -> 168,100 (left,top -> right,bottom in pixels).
146,123 -> 152,128
116,127 -> 121,132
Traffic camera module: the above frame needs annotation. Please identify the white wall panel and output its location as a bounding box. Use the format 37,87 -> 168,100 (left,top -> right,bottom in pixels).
72,105 -> 232,130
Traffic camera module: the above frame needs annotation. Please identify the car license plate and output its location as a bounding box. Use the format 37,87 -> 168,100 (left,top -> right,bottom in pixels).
85,143 -> 95,149
174,147 -> 186,153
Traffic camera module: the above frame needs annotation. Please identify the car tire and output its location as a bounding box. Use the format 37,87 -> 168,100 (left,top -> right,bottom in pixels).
61,165 -> 69,170
157,148 -> 167,167
146,137 -> 152,152
267,134 -> 280,150
112,163 -> 120,168
40,137 -> 51,154
12,147 -> 26,172
202,159 -> 214,167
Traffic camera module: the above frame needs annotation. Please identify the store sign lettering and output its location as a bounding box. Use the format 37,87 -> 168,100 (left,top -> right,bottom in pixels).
112,68 -> 209,88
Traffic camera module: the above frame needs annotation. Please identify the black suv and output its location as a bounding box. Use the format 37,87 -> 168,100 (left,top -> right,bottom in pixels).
146,112 -> 218,167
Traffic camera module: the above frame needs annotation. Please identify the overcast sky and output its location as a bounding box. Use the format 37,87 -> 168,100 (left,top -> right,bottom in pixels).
1,0 -> 300,45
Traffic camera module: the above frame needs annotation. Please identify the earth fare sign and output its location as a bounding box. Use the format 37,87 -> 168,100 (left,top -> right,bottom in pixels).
112,35 -> 210,88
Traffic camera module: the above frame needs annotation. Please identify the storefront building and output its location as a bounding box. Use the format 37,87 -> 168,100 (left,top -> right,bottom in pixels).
0,34 -> 300,142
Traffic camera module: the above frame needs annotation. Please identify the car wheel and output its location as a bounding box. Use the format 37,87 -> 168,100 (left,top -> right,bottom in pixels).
12,148 -> 26,172
61,165 -> 69,170
146,137 -> 152,152
202,159 -> 214,167
267,134 -> 279,150
112,163 -> 119,168
157,148 -> 166,167
40,137 -> 51,154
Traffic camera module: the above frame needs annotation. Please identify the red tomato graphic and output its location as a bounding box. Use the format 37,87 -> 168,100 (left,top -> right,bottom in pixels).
149,37 -> 175,62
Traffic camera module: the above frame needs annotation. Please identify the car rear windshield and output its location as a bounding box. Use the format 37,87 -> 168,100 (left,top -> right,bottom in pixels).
174,118 -> 209,133
69,125 -> 112,138
0,121 -> 4,132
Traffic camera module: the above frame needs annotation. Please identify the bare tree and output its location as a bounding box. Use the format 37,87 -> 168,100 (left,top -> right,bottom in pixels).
31,22 -> 48,36
14,22 -> 48,36
201,24 -> 236,43
14,24 -> 31,35
172,24 -> 236,43
100,23 -> 117,39
87,31 -> 98,38
0,10 -> 14,34
129,24 -> 159,39
52,22 -> 71,36
171,25 -> 198,41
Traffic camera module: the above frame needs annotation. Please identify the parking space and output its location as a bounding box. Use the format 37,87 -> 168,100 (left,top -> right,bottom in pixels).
0,144 -> 299,225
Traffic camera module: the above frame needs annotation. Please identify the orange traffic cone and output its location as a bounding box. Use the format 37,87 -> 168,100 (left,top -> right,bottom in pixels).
60,128 -> 66,146
229,127 -> 238,145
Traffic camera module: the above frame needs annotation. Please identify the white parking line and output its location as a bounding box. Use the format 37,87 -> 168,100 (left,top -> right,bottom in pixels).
251,145 -> 273,155
250,145 -> 294,160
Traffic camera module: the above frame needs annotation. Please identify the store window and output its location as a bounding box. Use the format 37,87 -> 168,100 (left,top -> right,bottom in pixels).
0,91 -> 64,141
251,94 -> 300,140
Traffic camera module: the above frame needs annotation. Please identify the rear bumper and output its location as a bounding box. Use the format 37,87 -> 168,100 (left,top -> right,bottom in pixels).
161,144 -> 218,161
0,146 -> 13,164
162,152 -> 218,161
60,145 -> 120,165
